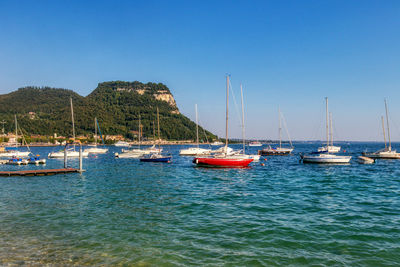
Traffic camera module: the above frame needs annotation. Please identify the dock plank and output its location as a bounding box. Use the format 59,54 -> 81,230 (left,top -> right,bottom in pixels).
0,168 -> 80,177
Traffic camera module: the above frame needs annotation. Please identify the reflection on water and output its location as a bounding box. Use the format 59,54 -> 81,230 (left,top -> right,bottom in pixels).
0,143 -> 399,265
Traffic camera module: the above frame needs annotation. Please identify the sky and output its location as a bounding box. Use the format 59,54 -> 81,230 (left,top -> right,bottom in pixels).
1,0 -> 400,141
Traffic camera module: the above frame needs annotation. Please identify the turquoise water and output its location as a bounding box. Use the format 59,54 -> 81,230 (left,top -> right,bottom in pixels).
0,143 -> 399,266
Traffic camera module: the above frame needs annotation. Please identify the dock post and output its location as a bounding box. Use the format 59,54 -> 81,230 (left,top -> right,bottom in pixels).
64,145 -> 68,168
79,145 -> 83,172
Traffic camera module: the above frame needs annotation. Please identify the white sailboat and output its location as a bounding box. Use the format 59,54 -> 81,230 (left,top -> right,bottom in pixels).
363,99 -> 400,159
259,108 -> 294,156
318,112 -> 341,153
179,104 -> 211,156
115,115 -> 161,158
301,97 -> 351,164
48,98 -> 89,158
0,115 -> 30,158
85,118 -> 108,154
238,84 -> 260,161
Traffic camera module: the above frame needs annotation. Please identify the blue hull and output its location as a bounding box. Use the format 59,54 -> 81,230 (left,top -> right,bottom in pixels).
140,157 -> 171,163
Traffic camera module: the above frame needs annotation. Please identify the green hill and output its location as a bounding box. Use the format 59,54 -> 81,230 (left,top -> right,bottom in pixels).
0,81 -> 216,142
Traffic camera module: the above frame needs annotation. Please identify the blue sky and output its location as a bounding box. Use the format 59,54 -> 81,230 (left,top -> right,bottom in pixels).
1,0 -> 400,141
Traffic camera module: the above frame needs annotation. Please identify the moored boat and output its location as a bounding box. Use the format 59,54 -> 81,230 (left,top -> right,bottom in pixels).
358,156 -> 375,164
194,76 -> 253,168
362,99 -> 400,159
114,141 -> 130,147
301,153 -> 351,164
248,141 -> 262,147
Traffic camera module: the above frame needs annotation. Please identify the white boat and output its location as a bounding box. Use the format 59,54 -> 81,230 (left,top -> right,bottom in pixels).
48,149 -> 89,158
0,150 -> 30,158
210,141 -> 223,146
301,153 -> 351,164
259,108 -> 294,156
116,115 -> 162,158
114,141 -> 130,147
318,145 -> 341,153
180,104 -> 212,156
48,98 -> 88,158
318,111 -> 341,153
358,156 -> 375,164
28,155 -> 46,164
0,116 -> 30,158
362,99 -> 400,159
248,141 -> 262,147
85,118 -> 108,154
180,147 -> 211,156
301,98 -> 351,164
7,157 -> 29,165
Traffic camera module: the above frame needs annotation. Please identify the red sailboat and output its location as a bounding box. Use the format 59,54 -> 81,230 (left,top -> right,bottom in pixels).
193,75 -> 253,168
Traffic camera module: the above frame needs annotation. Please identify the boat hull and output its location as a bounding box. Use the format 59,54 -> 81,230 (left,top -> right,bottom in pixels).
301,155 -> 351,164
140,156 -> 171,162
362,152 -> 400,159
193,157 -> 253,168
258,148 -> 293,156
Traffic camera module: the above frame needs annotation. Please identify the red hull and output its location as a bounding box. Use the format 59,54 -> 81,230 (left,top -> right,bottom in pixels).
193,157 -> 253,168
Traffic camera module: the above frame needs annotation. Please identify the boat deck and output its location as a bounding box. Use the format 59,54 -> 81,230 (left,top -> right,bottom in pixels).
0,168 -> 81,177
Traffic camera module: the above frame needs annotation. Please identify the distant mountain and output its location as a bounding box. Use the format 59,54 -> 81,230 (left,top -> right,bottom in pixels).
0,81 -> 216,141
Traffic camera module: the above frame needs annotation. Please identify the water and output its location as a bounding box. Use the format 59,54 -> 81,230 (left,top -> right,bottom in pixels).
0,143 -> 399,266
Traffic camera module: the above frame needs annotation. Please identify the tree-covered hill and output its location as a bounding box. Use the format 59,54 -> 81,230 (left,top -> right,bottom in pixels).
0,81 -> 216,141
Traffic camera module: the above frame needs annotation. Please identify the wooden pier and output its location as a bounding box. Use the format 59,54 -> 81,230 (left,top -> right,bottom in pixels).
0,168 -> 80,177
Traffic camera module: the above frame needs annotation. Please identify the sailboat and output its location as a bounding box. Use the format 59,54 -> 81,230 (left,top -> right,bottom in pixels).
193,76 -> 253,168
85,118 -> 108,154
0,115 -> 30,158
237,84 -> 260,161
179,104 -> 211,156
48,98 -> 89,158
116,115 -> 161,158
363,99 -> 400,159
301,97 -> 351,164
140,108 -> 172,162
318,112 -> 340,153
258,108 -> 294,156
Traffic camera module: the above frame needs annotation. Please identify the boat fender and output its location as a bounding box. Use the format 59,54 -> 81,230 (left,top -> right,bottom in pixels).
115,153 -> 119,158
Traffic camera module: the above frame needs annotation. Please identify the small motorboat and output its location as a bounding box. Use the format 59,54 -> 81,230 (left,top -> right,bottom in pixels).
248,141 -> 262,147
210,141 -> 224,146
258,146 -> 293,156
358,156 -> 375,164
300,152 -> 351,164
28,155 -> 46,164
7,157 -> 28,165
140,153 -> 171,163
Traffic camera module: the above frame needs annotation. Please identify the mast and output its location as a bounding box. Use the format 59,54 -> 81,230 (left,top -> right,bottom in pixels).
94,117 -> 97,146
385,99 -> 391,150
240,84 -> 245,154
15,115 -> 18,148
157,107 -> 160,150
138,114 -> 141,149
70,97 -> 75,142
381,116 -> 387,150
329,112 -> 333,147
225,75 -> 230,154
325,97 -> 329,148
279,107 -> 282,149
153,120 -> 155,144
195,104 -> 199,149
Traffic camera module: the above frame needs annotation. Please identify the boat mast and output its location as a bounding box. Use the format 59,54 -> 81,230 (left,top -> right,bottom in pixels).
381,116 -> 387,150
225,75 -> 229,154
70,97 -> 75,143
329,112 -> 333,147
138,114 -> 141,149
279,107 -> 282,149
157,107 -> 160,151
15,115 -> 18,148
195,104 -> 199,149
325,97 -> 329,148
240,84 -> 245,154
94,117 -> 97,146
385,99 -> 391,150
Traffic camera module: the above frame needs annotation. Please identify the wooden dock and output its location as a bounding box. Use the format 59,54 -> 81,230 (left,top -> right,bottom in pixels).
0,168 -> 81,177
